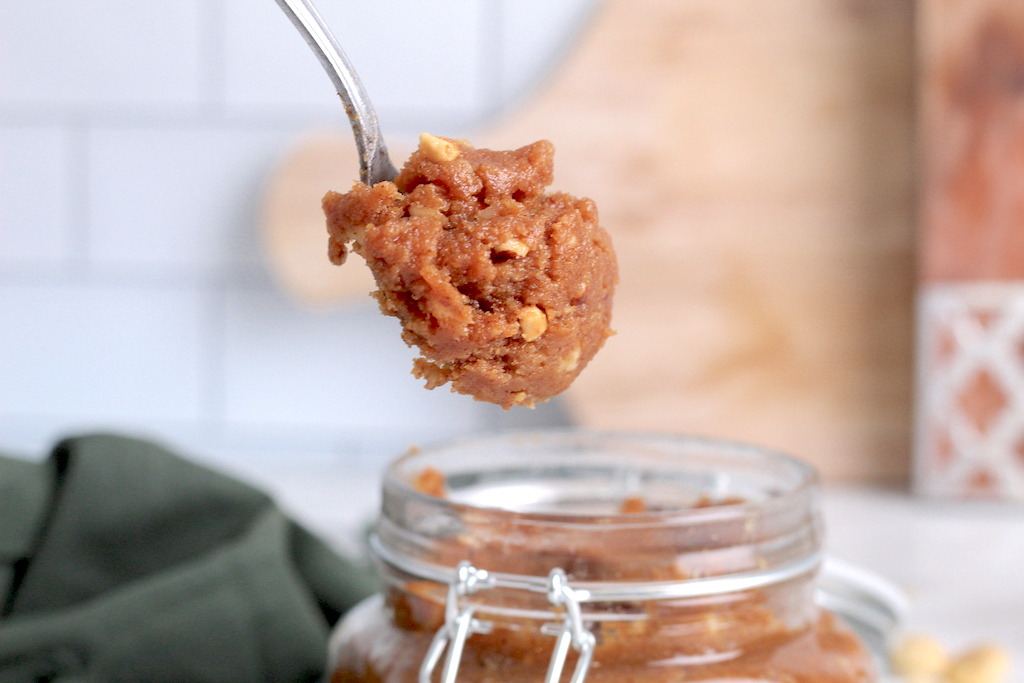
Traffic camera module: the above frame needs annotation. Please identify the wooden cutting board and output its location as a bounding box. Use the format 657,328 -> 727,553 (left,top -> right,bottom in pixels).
262,0 -> 916,482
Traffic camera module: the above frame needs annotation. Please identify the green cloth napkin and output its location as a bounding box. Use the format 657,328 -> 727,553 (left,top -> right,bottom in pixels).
0,434 -> 378,683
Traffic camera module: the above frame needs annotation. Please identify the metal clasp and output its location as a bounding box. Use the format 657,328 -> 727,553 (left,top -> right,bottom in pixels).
419,563 -> 596,683
419,562 -> 494,683
540,569 -> 596,683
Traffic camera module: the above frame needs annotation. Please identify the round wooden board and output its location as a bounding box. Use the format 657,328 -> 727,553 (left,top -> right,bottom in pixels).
262,133 -> 410,307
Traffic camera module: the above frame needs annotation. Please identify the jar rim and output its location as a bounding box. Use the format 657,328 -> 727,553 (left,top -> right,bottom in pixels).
384,429 -> 819,526
374,429 -> 826,633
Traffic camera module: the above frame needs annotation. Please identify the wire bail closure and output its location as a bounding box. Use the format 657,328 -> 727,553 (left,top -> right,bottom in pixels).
541,569 -> 596,683
418,562 -> 597,683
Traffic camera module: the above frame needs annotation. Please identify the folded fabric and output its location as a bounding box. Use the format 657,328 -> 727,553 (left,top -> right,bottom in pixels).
0,434 -> 378,683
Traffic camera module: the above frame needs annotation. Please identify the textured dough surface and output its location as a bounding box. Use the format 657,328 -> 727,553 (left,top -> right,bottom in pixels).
322,134 -> 617,409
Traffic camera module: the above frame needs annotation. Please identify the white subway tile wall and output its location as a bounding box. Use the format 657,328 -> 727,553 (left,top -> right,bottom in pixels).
0,282 -> 206,421
87,126 -> 292,275
0,126 -> 71,266
0,1 -> 205,111
220,290 -> 480,442
221,0 -> 491,123
0,0 -> 596,470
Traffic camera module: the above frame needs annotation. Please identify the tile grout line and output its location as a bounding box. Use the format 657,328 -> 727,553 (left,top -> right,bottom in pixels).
63,117 -> 92,280
0,104 -> 475,137
480,0 -> 506,126
198,0 -> 227,122
0,263 -> 274,290
198,276 -> 229,437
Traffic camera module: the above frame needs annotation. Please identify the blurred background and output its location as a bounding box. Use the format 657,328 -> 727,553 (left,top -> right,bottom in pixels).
0,0 -> 990,490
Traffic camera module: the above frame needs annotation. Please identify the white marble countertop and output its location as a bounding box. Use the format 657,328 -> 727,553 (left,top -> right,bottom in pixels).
232,460 -> 1024,682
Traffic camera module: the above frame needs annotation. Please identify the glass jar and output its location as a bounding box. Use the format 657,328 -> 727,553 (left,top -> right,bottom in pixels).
328,431 -> 876,682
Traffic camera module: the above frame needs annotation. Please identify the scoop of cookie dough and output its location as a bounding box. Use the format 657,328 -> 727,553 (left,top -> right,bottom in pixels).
322,133 -> 617,409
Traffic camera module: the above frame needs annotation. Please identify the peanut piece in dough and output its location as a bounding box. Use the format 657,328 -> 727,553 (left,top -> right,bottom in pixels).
518,306 -> 547,342
496,238 -> 529,257
418,132 -> 460,163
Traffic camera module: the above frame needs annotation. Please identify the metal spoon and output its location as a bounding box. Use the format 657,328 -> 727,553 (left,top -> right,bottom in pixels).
275,0 -> 399,185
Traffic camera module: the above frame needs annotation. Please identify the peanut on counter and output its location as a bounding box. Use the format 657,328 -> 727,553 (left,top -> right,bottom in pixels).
890,634 -> 1011,683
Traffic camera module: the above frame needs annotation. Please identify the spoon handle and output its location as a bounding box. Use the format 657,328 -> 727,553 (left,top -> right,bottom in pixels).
275,0 -> 399,184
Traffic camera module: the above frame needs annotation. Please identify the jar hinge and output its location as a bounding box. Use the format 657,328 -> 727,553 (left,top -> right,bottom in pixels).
418,561 -> 596,683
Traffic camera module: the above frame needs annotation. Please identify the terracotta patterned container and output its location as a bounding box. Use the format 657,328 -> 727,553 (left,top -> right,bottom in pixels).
916,0 -> 1024,499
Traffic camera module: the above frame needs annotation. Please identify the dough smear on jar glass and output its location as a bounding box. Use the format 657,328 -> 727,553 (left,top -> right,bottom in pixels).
322,133 -> 617,409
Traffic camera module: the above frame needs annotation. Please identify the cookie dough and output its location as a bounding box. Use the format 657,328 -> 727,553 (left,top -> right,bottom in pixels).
322,133 -> 617,408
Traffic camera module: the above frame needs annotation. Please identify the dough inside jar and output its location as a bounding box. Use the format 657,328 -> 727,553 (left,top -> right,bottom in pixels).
322,133 -> 617,409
